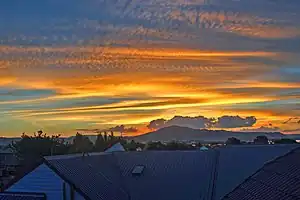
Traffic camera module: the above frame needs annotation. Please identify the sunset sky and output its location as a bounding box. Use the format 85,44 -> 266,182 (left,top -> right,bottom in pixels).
0,0 -> 299,136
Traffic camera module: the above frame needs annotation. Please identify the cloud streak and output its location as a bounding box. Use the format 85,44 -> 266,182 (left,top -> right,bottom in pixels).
0,0 -> 299,136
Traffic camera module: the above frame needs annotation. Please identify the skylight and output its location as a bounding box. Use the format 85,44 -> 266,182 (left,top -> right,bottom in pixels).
132,165 -> 145,175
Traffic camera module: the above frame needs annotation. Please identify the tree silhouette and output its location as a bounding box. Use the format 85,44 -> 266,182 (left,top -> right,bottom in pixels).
109,131 -> 114,140
226,137 -> 241,145
9,131 -> 68,163
69,133 -> 93,153
254,136 -> 268,144
103,132 -> 108,142
274,138 -> 297,144
164,141 -> 194,150
122,140 -> 144,151
94,133 -> 106,152
146,141 -> 166,150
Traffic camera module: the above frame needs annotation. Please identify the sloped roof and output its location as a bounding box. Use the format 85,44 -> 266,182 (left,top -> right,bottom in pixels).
0,192 -> 46,200
113,151 -> 217,200
45,151 -> 218,200
222,147 -> 300,200
104,142 -> 125,153
45,153 -> 128,200
214,144 -> 299,199
8,144 -> 300,200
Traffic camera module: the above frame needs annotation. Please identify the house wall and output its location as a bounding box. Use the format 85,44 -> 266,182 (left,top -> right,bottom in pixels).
7,163 -> 85,200
65,182 -> 86,200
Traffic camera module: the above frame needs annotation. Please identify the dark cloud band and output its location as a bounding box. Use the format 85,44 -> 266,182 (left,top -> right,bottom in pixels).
147,115 -> 257,130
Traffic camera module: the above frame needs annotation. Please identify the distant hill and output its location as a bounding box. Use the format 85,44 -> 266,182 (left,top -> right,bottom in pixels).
1,128 -> 298,146
133,126 -> 286,142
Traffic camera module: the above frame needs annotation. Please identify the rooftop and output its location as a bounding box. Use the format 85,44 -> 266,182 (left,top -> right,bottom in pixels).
6,144 -> 300,200
223,147 -> 300,200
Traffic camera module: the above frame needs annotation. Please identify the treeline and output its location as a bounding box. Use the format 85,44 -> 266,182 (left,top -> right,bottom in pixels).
145,141 -> 202,150
9,131 -> 298,163
9,131 -> 204,163
9,131 -> 124,162
225,135 -> 298,145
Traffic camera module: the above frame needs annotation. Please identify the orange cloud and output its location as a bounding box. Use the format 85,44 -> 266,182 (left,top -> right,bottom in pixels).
0,46 -> 299,136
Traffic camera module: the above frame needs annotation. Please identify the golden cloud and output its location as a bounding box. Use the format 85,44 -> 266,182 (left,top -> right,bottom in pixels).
0,45 -> 299,136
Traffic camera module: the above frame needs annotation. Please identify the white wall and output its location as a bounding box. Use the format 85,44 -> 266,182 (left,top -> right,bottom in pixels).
7,163 -> 85,200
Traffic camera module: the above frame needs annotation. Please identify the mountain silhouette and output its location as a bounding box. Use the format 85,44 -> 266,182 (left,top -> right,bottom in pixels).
133,126 -> 285,142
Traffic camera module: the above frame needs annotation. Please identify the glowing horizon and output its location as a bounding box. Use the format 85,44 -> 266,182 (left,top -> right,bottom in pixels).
0,0 -> 299,136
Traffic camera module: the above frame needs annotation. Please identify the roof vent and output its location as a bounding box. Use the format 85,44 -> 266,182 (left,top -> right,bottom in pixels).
132,165 -> 145,176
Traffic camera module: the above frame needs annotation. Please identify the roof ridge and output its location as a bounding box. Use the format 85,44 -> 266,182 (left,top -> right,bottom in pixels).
218,144 -> 300,149
209,149 -> 220,200
44,152 -> 108,160
222,146 -> 300,199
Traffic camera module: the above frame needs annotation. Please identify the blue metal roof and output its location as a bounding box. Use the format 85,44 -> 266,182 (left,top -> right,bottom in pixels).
41,145 -> 300,200
114,151 -> 217,200
214,144 -> 299,200
45,151 -> 217,200
0,192 -> 46,200
222,147 -> 300,200
46,153 -> 128,200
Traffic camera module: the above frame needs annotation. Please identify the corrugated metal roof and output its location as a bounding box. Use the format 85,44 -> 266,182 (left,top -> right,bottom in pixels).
0,192 -> 46,200
7,163 -> 65,200
223,147 -> 300,200
46,154 -> 128,200
214,144 -> 299,200
45,150 -> 217,200
38,145 -> 300,200
114,151 -> 217,200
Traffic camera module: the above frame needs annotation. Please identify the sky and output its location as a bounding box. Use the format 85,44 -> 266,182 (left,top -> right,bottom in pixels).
0,0 -> 299,136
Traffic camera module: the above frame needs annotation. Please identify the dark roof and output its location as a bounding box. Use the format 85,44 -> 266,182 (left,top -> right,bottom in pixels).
45,153 -> 127,200
45,151 -> 218,200
214,144 -> 298,199
223,147 -> 300,200
7,144 -> 300,200
0,192 -> 46,200
113,151 -> 217,200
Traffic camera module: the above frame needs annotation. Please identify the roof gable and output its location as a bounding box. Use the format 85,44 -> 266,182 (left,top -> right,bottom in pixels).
105,143 -> 125,153
45,154 -> 129,200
